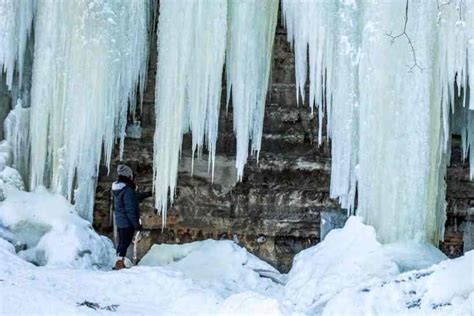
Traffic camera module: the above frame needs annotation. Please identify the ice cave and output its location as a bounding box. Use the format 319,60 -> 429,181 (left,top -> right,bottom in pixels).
0,0 -> 473,315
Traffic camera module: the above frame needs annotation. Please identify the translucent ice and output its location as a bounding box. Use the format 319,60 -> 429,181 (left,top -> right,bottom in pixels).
153,0 -> 227,223
29,0 -> 151,221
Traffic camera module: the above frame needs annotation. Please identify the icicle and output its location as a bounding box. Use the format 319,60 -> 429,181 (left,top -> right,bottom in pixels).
328,0 -> 360,213
153,0 -> 227,224
283,0 -> 462,244
226,0 -> 279,180
438,1 -> 474,178
0,0 -> 34,90
282,0 -> 336,144
4,99 -> 29,182
29,0 -> 151,221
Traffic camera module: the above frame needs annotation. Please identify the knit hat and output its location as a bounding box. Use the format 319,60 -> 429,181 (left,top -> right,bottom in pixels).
117,164 -> 133,178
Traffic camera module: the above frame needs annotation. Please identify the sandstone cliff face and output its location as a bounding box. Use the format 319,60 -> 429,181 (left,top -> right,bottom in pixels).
94,18 -> 474,272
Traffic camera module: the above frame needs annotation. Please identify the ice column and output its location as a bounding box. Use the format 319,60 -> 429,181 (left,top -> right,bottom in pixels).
153,0 -> 227,223
357,1 -> 446,244
283,0 -> 465,244
29,0 -> 151,221
226,0 -> 279,180
4,100 -> 29,182
328,1 -> 360,213
0,0 -> 34,90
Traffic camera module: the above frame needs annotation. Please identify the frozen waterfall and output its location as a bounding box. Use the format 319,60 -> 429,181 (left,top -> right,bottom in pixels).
153,0 -> 227,223
0,0 -> 34,90
226,0 -> 279,180
0,0 -> 472,245
28,0 -> 151,221
153,0 -> 278,221
282,0 -> 473,244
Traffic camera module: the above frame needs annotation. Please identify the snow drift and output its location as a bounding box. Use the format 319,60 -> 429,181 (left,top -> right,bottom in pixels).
0,185 -> 114,269
139,239 -> 284,296
0,213 -> 471,315
284,217 -> 450,313
323,251 -> 474,316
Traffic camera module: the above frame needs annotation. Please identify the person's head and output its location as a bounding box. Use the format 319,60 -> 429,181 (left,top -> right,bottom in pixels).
117,164 -> 133,181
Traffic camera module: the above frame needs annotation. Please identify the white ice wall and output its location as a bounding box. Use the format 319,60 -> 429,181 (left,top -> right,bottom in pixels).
29,0 -> 151,221
283,0 -> 473,244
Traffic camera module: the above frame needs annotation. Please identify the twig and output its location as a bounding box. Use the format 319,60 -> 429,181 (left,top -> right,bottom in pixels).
385,0 -> 426,72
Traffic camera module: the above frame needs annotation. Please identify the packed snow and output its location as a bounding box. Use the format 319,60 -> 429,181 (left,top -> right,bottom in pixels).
0,185 -> 114,269
1,205 -> 472,315
323,252 -> 474,316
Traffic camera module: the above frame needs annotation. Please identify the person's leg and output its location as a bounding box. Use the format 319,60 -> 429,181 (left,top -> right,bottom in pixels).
114,227 -> 135,270
122,227 -> 135,256
117,227 -> 135,257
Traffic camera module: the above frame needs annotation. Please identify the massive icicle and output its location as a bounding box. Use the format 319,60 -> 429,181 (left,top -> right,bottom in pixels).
29,0 -> 151,221
357,1 -> 446,244
328,1 -> 360,213
438,0 -> 474,179
283,0 -> 474,244
226,0 -> 279,180
153,0 -> 227,223
0,0 -> 34,90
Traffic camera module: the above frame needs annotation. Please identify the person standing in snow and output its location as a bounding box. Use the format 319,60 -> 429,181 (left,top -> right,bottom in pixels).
112,164 -> 152,270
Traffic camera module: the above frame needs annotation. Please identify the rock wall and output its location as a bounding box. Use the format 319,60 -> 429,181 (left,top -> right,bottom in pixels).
94,16 -> 474,272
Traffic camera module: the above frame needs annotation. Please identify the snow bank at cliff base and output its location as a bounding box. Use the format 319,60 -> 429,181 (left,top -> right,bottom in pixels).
0,185 -> 114,269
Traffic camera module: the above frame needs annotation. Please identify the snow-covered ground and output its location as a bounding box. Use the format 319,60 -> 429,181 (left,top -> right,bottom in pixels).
0,185 -> 472,315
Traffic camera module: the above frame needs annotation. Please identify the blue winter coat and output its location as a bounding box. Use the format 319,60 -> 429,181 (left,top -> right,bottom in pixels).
112,181 -> 151,229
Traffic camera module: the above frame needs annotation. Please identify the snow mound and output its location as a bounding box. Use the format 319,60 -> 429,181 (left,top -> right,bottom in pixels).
139,239 -> 283,296
0,186 -> 114,269
323,251 -> 474,316
285,216 -> 400,312
218,291 -> 285,316
0,166 -> 25,190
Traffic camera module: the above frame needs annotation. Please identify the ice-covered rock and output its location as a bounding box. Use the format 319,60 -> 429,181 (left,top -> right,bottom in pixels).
381,240 -> 447,272
323,251 -> 474,316
0,186 -> 114,268
285,216 -> 400,312
0,166 -> 24,190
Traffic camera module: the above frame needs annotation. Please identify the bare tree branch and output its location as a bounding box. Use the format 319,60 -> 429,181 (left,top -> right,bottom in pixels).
385,0 -> 426,72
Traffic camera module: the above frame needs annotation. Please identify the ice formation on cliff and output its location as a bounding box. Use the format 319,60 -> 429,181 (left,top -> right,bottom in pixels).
226,0 -> 279,180
153,0 -> 227,222
0,0 -> 34,90
28,0 -> 151,221
282,0 -> 473,244
153,0 -> 278,221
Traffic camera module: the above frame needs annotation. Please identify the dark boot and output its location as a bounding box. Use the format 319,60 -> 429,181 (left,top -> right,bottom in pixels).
113,258 -> 125,270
